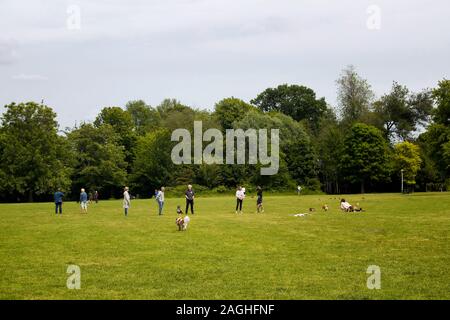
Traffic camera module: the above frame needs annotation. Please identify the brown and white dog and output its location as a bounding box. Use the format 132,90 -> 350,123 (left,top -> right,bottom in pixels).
176,215 -> 190,231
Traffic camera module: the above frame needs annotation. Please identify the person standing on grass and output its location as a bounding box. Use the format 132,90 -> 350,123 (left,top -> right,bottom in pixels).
123,187 -> 130,216
94,190 -> 99,203
235,186 -> 245,214
185,184 -> 195,215
156,187 -> 165,215
54,189 -> 64,215
256,186 -> 264,213
80,188 -> 88,213
297,185 -> 302,195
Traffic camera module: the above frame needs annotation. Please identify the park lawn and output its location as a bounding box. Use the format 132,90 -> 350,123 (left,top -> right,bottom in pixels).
0,193 -> 449,300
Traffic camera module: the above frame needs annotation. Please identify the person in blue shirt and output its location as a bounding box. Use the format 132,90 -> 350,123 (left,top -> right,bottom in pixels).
80,188 -> 88,213
54,189 -> 64,214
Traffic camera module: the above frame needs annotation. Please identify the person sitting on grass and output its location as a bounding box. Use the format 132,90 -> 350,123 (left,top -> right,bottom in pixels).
340,199 -> 364,212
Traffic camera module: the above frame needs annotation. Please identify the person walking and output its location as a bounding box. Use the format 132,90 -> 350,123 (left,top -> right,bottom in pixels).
80,188 -> 88,213
185,184 -> 195,215
156,187 -> 165,215
235,186 -> 245,214
54,189 -> 64,215
256,186 -> 264,213
123,187 -> 130,216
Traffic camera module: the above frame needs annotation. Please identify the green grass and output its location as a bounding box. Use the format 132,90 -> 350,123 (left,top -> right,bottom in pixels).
0,193 -> 449,300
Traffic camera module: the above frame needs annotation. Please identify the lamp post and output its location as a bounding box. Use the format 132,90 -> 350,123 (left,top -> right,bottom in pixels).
401,169 -> 404,194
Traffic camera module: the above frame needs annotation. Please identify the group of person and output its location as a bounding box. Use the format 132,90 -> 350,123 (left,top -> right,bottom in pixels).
53,188 -> 99,214
123,184 -> 195,217
122,184 -> 265,217
235,185 -> 264,214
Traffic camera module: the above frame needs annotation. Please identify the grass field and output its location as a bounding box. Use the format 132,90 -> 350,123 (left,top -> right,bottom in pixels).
0,193 -> 449,300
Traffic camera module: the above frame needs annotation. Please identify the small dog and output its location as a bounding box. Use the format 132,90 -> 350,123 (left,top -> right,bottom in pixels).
322,204 -> 329,212
176,215 -> 190,231
309,208 -> 316,212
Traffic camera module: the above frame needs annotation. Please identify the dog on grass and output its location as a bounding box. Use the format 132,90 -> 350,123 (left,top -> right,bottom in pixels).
322,204 -> 329,212
176,215 -> 190,231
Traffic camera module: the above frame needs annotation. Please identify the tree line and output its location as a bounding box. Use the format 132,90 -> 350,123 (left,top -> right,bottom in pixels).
0,66 -> 449,202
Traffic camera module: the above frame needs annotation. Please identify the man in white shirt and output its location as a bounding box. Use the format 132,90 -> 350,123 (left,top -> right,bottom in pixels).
235,186 -> 245,214
123,187 -> 130,216
156,186 -> 165,215
340,199 -> 353,212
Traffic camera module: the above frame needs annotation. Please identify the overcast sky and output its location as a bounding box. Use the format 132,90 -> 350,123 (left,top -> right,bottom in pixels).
1,0 -> 449,129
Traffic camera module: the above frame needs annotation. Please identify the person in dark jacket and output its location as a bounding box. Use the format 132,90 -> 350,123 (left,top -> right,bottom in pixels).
185,184 -> 195,214
256,186 -> 264,213
54,189 -> 64,215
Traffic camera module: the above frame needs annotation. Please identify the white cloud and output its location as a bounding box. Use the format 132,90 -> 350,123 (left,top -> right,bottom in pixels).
12,74 -> 48,81
0,0 -> 449,128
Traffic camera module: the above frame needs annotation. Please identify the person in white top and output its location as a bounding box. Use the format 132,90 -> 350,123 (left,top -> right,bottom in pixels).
123,187 -> 130,216
235,186 -> 245,214
340,199 -> 353,212
156,186 -> 165,215
340,199 -> 364,212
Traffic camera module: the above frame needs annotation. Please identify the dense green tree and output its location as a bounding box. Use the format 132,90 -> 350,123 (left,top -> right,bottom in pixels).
418,124 -> 450,184
372,82 -> 433,141
392,141 -> 422,187
251,84 -> 327,131
125,100 -> 161,135
130,129 -> 175,196
315,120 -> 345,193
213,97 -> 256,131
94,106 -> 137,169
235,111 -> 318,189
339,123 -> 391,193
67,123 -> 127,198
432,79 -> 450,126
336,66 -> 374,123
0,102 -> 72,201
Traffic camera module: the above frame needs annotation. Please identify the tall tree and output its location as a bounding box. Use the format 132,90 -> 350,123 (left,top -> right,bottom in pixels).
235,111 -> 318,189
67,123 -> 127,198
214,97 -> 255,130
94,106 -> 137,169
315,120 -> 345,194
339,123 -> 391,193
125,100 -> 161,135
418,124 -> 450,184
392,141 -> 422,188
251,84 -> 327,131
372,82 -> 433,141
130,129 -> 175,196
432,79 -> 450,126
336,66 -> 374,123
0,102 -> 72,201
